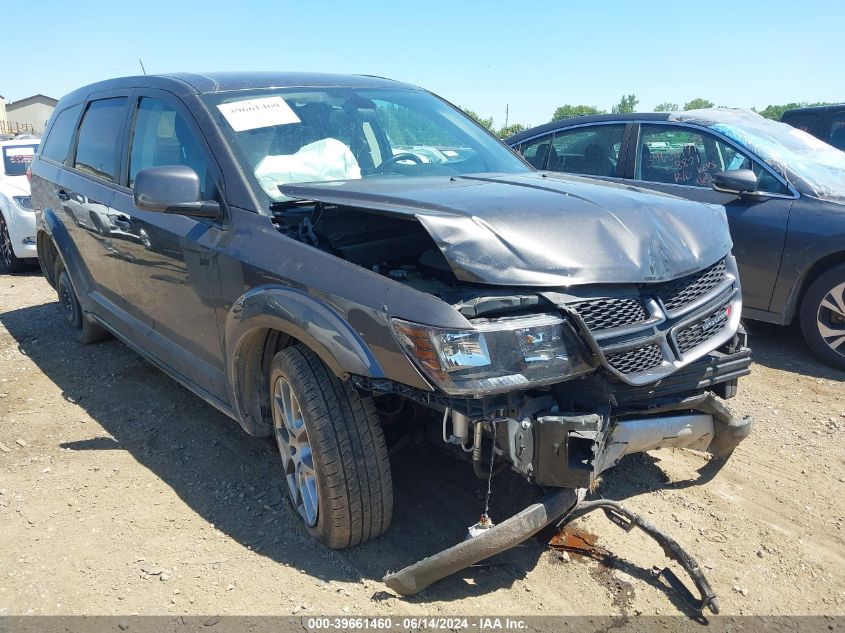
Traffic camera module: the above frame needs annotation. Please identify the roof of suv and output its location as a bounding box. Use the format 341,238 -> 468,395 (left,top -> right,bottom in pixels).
58,72 -> 418,105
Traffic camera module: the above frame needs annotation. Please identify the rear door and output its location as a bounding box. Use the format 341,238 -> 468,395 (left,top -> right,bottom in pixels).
630,122 -> 795,312
60,94 -> 132,314
108,89 -> 229,399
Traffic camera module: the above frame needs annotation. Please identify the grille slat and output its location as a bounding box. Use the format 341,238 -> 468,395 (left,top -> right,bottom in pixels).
655,260 -> 728,312
606,345 -> 664,374
570,298 -> 647,331
676,307 -> 730,354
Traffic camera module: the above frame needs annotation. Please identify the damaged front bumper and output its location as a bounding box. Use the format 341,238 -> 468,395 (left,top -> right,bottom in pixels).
508,392 -> 753,489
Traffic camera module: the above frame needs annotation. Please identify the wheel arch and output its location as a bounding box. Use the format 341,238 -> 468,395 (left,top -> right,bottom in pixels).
787,250 -> 845,324
223,286 -> 386,437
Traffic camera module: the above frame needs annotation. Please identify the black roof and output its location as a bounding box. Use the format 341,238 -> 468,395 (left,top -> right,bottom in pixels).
506,112 -> 671,145
782,103 -> 845,116
57,72 -> 417,106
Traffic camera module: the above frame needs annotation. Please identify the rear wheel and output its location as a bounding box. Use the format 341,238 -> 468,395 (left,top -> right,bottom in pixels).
55,266 -> 110,345
269,344 -> 393,548
800,263 -> 845,370
0,212 -> 28,273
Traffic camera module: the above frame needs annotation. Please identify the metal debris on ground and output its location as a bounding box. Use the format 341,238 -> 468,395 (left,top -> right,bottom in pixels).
554,499 -> 720,615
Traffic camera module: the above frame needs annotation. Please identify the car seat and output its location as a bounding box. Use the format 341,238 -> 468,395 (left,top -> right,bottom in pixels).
527,143 -> 551,169
583,143 -> 613,176
640,144 -> 654,180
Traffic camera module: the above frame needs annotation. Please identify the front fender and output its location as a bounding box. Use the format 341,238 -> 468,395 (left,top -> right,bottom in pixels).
226,285 -> 384,379
224,285 -> 388,435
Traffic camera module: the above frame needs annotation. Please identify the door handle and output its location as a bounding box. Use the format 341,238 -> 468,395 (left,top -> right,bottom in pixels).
56,189 -> 69,201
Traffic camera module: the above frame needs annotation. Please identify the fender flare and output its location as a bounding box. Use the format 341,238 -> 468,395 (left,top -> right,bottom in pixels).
39,207 -> 96,313
224,285 -> 386,435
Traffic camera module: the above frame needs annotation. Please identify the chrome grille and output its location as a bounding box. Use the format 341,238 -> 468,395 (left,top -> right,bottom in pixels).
606,345 -> 664,374
570,298 -> 647,331
655,259 -> 728,312
676,306 -> 730,354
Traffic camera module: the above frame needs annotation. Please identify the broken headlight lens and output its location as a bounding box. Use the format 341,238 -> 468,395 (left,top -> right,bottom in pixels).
391,314 -> 593,395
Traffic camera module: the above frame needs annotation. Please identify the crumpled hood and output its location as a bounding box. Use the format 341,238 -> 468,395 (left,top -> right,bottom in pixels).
281,172 -> 732,287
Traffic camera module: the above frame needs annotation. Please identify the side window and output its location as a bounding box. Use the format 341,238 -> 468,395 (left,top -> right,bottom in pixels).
550,125 -> 625,177
518,135 -> 554,169
828,112 -> 845,151
74,98 -> 128,183
128,98 -> 213,199
637,124 -> 787,194
40,103 -> 82,164
782,112 -> 818,134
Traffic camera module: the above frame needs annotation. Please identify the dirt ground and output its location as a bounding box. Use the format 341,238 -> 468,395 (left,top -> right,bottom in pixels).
1,269 -> 843,618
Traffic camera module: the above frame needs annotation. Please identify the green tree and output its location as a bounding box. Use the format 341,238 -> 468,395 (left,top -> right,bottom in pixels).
654,102 -> 679,112
756,101 -> 834,120
497,123 -> 526,139
612,94 -> 639,114
551,105 -> 604,121
683,98 -> 715,110
460,107 -> 494,131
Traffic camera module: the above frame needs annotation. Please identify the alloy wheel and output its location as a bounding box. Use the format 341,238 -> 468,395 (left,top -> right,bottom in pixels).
0,218 -> 12,269
272,376 -> 319,526
817,281 -> 845,358
58,277 -> 76,326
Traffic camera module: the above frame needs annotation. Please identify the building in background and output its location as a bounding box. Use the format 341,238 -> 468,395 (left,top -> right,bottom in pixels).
0,95 -> 8,133
3,94 -> 57,135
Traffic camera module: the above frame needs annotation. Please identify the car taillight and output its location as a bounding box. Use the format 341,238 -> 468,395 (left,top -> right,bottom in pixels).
26,165 -> 32,183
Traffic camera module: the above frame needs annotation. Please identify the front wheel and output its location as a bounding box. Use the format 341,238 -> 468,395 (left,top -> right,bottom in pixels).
799,263 -> 845,370
269,344 -> 393,548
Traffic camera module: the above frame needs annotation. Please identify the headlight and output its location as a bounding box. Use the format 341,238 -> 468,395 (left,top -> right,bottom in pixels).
391,313 -> 594,395
12,196 -> 32,210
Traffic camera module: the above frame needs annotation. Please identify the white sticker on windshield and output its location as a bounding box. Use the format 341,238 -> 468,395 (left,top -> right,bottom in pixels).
217,97 -> 300,132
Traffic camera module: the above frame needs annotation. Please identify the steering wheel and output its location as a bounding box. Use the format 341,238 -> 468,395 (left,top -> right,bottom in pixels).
377,152 -> 424,173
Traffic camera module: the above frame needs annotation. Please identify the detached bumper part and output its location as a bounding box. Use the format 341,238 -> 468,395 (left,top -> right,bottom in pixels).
383,488 -> 579,595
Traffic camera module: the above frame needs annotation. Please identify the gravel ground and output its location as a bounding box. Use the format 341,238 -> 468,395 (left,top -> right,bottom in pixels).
1,269 -> 843,617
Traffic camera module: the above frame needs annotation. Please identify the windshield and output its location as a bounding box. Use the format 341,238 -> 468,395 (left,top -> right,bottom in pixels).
2,144 -> 39,177
676,110 -> 845,202
202,88 -> 530,202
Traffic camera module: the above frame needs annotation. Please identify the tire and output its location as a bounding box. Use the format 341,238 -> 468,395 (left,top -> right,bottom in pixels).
799,263 -> 845,370
269,344 -> 393,548
0,212 -> 29,273
55,267 -> 110,345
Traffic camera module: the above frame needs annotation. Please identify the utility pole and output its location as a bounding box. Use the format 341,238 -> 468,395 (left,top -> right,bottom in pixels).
504,104 -> 509,129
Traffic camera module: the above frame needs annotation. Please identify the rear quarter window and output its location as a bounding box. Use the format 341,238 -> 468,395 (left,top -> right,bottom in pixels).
40,103 -> 82,164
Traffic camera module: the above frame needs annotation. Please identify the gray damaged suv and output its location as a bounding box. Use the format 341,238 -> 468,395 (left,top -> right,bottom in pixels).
31,72 -> 752,574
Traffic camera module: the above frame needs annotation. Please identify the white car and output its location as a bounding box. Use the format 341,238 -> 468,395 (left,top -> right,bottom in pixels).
0,137 -> 40,272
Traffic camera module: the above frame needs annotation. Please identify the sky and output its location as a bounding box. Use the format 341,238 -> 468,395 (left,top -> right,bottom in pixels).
3,0 -> 842,129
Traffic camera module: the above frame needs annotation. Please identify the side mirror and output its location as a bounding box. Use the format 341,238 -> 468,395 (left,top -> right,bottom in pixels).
133,165 -> 219,218
711,169 -> 758,195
